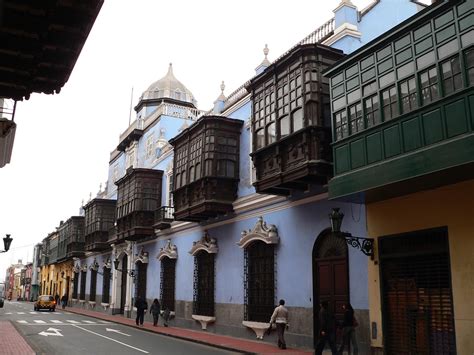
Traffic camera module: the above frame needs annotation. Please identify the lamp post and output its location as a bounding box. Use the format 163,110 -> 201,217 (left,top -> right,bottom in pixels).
329,208 -> 374,259
0,234 -> 13,253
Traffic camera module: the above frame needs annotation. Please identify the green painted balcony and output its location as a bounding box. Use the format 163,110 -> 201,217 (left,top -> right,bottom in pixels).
325,0 -> 474,202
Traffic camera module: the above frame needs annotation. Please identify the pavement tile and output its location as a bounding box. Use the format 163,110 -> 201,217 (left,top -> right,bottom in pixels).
0,321 -> 35,355
66,307 -> 313,354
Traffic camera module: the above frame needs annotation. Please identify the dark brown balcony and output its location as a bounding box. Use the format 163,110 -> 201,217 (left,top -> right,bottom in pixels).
116,168 -> 163,242
169,115 -> 244,222
247,44 -> 344,195
58,216 -> 85,259
154,206 -> 174,230
84,198 -> 116,252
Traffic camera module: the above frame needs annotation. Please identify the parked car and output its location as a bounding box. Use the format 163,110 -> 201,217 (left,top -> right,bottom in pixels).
34,295 -> 56,311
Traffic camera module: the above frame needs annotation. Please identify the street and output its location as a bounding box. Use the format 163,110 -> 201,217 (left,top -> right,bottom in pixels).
1,301 -> 240,355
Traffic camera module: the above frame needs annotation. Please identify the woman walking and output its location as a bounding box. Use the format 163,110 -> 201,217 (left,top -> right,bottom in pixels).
150,299 -> 161,326
338,303 -> 358,355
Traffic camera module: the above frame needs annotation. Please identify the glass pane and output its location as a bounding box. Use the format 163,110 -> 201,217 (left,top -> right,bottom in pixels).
266,123 -> 276,144
293,109 -> 304,132
280,116 -> 290,137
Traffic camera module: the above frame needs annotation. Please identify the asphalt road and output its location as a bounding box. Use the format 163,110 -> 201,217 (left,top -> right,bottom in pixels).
1,301 -> 240,355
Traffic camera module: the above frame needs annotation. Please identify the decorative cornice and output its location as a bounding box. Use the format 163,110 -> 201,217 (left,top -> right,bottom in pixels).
89,258 -> 99,271
157,239 -> 178,261
135,247 -> 149,264
81,264 -> 88,272
237,216 -> 279,249
103,258 -> 112,269
189,232 -> 218,256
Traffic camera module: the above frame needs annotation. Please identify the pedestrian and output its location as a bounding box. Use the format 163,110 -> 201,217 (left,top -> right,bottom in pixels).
54,294 -> 60,306
270,299 -> 289,349
315,300 -> 338,355
134,296 -> 148,326
150,298 -> 161,326
61,294 -> 68,310
162,307 -> 170,327
338,303 -> 359,355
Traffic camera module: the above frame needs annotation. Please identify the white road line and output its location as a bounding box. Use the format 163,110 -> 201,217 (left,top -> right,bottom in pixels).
5,312 -> 12,315
34,320 -> 46,324
17,312 -> 25,314
66,320 -> 80,324
72,325 -> 149,354
17,320 -> 28,324
51,320 -> 63,324
82,320 -> 96,324
99,320 -> 111,324
29,312 -> 38,314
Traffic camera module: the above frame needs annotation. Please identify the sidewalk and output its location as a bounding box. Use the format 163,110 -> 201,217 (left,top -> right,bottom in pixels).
66,307 -> 314,354
0,321 -> 35,355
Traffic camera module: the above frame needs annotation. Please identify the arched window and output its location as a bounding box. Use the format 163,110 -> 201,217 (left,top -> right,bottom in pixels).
266,122 -> 276,145
79,271 -> 87,300
193,251 -> 215,316
101,267 -> 111,304
89,269 -> 97,302
135,261 -> 147,301
292,108 -> 304,132
72,272 -> 79,299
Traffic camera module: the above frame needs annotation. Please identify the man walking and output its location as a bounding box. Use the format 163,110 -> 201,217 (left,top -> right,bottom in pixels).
315,300 -> 338,355
134,296 -> 148,326
270,299 -> 289,349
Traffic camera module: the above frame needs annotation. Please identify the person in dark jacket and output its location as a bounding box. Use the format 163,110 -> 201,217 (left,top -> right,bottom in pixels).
149,299 -> 161,326
134,296 -> 148,326
60,294 -> 68,310
315,301 -> 338,355
338,303 -> 359,355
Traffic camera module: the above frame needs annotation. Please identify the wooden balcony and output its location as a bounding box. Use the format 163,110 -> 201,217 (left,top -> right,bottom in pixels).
248,43 -> 344,195
154,206 -> 174,230
66,242 -> 85,258
325,0 -> 474,202
84,198 -> 116,252
169,115 -> 244,222
115,168 -> 163,242
59,216 -> 85,259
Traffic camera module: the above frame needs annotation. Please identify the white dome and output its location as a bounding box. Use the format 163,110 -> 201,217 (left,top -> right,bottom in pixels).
139,63 -> 196,106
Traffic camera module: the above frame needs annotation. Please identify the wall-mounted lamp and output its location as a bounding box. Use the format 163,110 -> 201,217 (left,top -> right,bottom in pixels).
329,208 -> 374,259
113,258 -> 136,278
0,234 -> 13,253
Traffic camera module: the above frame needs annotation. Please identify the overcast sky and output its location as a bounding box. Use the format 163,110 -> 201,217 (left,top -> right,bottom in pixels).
0,0 -> 418,275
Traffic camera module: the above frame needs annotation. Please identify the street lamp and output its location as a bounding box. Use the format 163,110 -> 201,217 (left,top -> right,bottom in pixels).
329,208 -> 374,259
0,234 -> 12,253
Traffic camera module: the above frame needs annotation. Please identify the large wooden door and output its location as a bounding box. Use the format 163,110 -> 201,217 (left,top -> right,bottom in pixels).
313,230 -> 349,347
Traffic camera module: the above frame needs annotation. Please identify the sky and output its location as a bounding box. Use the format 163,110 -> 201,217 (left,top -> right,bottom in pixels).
0,0 -> 425,275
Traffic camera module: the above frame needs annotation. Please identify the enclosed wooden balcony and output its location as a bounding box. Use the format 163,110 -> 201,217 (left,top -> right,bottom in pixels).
58,216 -> 85,258
84,198 -> 116,252
116,168 -> 163,241
169,115 -> 244,222
154,206 -> 174,230
248,44 -> 344,195
325,0 -> 474,202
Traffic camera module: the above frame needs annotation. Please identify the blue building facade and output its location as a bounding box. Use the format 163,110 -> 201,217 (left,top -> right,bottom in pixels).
58,1 -> 428,351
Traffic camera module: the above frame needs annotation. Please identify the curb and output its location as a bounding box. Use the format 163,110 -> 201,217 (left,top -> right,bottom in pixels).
65,308 -> 254,354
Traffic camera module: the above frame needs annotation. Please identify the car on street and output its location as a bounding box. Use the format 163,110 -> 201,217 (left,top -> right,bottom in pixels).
34,295 -> 56,311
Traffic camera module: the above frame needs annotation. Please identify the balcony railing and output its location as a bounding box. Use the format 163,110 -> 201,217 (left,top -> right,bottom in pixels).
154,206 -> 174,230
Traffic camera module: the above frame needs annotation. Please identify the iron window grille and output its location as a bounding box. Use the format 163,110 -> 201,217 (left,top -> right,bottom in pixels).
160,257 -> 176,312
135,261 -> 147,301
244,241 -> 276,322
89,269 -> 97,302
79,271 -> 87,300
101,267 -> 111,304
193,251 -> 215,316
72,272 -> 79,299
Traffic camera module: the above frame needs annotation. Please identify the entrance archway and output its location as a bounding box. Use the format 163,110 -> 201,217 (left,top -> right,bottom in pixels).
312,229 -> 349,347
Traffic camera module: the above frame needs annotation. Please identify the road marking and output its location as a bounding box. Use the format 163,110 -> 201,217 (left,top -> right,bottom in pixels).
34,320 -> 46,324
17,320 -> 28,324
39,328 -> 63,337
66,320 -> 80,324
5,312 -> 12,314
29,312 -> 38,314
99,320 -> 111,324
106,328 -> 131,336
73,325 -> 149,353
17,312 -> 25,314
51,320 -> 63,324
83,320 -> 96,324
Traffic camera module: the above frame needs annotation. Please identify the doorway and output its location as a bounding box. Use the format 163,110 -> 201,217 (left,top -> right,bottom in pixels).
313,229 -> 349,347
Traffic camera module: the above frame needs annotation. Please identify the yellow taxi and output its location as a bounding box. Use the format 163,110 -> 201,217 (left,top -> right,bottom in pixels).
34,295 -> 56,312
